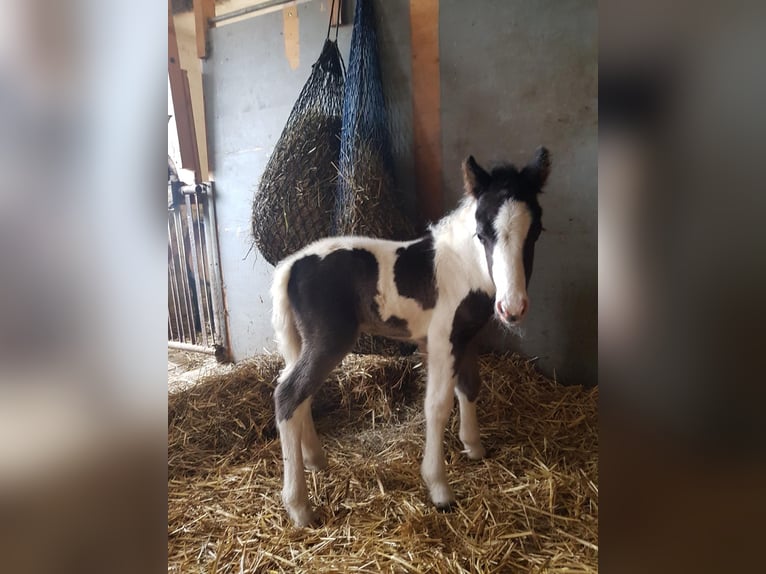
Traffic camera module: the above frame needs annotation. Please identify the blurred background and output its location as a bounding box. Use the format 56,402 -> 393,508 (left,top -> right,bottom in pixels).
0,0 -> 167,572
600,0 -> 766,572
0,0 -> 764,572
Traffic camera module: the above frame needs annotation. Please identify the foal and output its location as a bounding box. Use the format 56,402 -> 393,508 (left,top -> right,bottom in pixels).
271,149 -> 549,526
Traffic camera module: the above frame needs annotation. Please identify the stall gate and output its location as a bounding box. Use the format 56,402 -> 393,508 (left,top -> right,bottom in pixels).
167,180 -> 227,360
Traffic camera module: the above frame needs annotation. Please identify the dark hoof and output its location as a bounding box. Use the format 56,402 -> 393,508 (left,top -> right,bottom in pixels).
435,501 -> 456,513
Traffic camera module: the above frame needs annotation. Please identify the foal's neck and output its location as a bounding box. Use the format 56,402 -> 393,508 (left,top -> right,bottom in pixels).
430,198 -> 494,292
431,197 -> 478,243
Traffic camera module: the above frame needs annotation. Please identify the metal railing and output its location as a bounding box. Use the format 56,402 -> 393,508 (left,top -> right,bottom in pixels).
167,182 -> 227,358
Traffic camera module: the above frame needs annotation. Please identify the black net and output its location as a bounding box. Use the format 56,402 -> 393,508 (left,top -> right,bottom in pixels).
335,0 -> 414,241
251,38 -> 345,266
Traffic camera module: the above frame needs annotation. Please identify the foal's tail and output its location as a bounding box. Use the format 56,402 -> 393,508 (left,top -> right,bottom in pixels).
271,260 -> 302,369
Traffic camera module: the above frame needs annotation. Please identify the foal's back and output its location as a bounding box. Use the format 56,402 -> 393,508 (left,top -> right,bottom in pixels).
276,234 -> 436,347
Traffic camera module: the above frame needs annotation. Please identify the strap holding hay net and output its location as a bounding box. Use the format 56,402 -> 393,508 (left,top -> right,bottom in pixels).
251,7 -> 345,266
338,0 -> 416,356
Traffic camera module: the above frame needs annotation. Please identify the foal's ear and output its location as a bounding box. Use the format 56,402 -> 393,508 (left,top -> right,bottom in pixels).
462,155 -> 491,197
522,146 -> 551,190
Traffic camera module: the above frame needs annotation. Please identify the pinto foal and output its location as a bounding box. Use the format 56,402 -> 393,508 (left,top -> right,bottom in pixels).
271,149 -> 549,526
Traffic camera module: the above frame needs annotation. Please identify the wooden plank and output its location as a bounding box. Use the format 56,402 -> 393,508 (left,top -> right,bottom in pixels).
329,0 -> 343,28
194,0 -> 216,59
282,4 -> 300,70
169,1 -> 200,179
410,0 -> 442,225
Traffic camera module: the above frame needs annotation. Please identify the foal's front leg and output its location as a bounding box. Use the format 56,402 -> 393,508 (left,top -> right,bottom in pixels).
421,338 -> 458,509
455,347 -> 486,460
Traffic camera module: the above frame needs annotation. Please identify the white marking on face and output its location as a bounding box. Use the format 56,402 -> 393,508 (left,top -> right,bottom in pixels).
491,200 -> 532,322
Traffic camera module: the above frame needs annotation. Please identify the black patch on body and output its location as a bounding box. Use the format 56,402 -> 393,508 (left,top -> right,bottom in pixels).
393,233 -> 437,309
456,344 -> 481,402
380,314 -> 411,338
276,248 -> 413,421
449,290 -> 494,377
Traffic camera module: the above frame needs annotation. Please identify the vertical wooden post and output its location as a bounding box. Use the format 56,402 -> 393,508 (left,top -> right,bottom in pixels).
194,0 -> 216,59
329,0 -> 344,27
169,1 -> 200,180
282,4 -> 301,70
410,0 -> 442,225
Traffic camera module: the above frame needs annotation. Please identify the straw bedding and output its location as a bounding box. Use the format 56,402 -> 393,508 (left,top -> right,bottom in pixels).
168,354 -> 597,573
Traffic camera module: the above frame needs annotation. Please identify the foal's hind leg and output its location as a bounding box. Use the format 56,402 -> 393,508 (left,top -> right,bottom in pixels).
301,398 -> 327,471
275,336 -> 356,526
275,389 -> 313,526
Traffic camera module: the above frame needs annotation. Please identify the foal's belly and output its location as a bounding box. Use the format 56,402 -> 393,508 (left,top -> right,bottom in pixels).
360,293 -> 433,341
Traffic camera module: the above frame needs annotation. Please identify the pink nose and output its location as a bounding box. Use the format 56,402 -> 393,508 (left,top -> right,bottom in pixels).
496,298 -> 528,323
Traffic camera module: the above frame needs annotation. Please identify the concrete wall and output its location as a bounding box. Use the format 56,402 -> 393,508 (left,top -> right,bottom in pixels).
440,0 -> 597,385
206,0 -> 597,386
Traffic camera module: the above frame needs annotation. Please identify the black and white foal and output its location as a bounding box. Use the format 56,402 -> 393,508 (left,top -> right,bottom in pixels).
271,148 -> 549,526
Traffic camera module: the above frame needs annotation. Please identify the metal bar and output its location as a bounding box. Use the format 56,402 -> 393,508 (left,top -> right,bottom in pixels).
191,192 -> 208,340
185,192 -> 208,348
194,192 -> 214,342
170,217 -> 191,343
168,266 -> 180,340
169,262 -> 186,342
168,220 -> 187,342
200,182 -> 227,351
209,0 -> 296,25
168,340 -> 216,355
197,194 -> 213,344
173,207 -> 197,345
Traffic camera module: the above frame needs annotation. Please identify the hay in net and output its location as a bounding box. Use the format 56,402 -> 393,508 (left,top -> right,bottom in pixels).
251,115 -> 342,265
251,39 -> 345,266
168,353 -> 598,573
335,139 -> 415,239
335,0 -> 416,357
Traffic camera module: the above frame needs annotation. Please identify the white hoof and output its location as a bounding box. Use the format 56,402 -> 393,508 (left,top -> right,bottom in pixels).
285,501 -> 315,527
303,450 -> 328,471
463,443 -> 486,460
426,480 -> 455,510
283,489 -> 315,527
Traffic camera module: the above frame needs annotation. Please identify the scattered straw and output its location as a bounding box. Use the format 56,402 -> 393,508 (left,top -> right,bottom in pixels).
168,353 -> 598,573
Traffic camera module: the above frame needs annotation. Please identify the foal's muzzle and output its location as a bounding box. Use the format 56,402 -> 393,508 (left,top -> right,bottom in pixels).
496,297 -> 528,324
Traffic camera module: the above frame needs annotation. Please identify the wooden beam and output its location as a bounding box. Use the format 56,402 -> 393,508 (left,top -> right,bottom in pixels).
282,4 -> 300,70
169,1 -> 201,180
410,0 -> 442,226
194,0 -> 216,59
329,0 -> 343,28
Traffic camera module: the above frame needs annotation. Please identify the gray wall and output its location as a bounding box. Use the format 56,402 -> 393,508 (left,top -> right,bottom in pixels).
206,0 -> 597,386
440,0 -> 597,385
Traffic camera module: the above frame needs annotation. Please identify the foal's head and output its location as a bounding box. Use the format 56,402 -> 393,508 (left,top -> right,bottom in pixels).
463,148 -> 549,325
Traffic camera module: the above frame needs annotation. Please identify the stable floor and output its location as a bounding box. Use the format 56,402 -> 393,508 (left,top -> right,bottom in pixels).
168,353 -> 598,573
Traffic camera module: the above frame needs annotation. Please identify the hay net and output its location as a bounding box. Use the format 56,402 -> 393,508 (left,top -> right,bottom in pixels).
335,0 -> 414,240
251,7 -> 345,266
